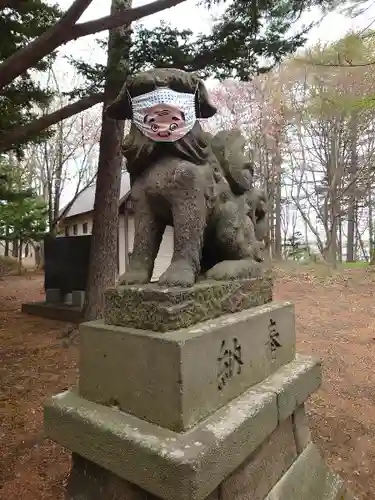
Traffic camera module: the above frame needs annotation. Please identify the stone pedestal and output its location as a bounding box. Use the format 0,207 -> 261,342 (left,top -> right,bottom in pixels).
44,279 -> 354,500
79,301 -> 294,431
104,276 -> 273,332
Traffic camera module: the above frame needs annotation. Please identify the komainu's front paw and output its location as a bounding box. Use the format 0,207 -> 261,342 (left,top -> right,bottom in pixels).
206,259 -> 264,281
118,268 -> 150,285
158,261 -> 195,287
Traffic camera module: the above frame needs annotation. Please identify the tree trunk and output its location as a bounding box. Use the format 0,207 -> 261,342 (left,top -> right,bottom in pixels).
18,240 -> 23,274
12,239 -> 18,258
325,121 -> 342,268
337,211 -> 342,263
329,194 -> 338,268
273,136 -> 282,260
47,180 -> 54,229
369,185 -> 374,264
52,120 -> 64,230
346,114 -> 358,262
264,151 -> 276,259
33,241 -> 44,269
83,0 -> 131,322
260,149 -> 272,260
356,227 -> 367,262
4,227 -> 9,257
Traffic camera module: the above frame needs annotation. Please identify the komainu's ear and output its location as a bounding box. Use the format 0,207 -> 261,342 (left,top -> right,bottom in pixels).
195,79 -> 217,119
106,83 -> 132,120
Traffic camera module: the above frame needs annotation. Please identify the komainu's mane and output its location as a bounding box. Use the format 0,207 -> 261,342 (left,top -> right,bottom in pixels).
122,124 -> 212,182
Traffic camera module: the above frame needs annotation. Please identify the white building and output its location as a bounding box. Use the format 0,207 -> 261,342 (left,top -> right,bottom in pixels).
58,172 -> 174,280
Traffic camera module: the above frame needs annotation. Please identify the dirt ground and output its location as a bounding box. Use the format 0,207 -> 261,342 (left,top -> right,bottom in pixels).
1,268 -> 375,500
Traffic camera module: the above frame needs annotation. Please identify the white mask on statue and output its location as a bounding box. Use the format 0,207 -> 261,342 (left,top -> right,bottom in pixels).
129,87 -> 197,142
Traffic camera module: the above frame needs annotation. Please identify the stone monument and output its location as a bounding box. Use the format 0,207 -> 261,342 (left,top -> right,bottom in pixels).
44,69 -> 353,499
22,234 -> 90,322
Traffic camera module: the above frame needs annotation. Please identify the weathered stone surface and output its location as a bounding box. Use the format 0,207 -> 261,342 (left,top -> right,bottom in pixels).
258,355 -> 322,421
292,403 -> 311,454
221,417 -> 297,500
66,453 -> 159,499
79,302 -> 295,431
104,276 -> 272,332
66,454 -> 219,500
264,443 -> 346,500
44,386 -> 278,500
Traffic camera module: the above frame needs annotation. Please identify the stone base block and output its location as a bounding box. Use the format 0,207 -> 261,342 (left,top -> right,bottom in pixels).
264,443 -> 354,500
104,276 -> 273,332
72,290 -> 86,307
21,301 -> 83,323
45,288 -> 62,304
44,355 -> 321,500
221,417 -> 297,499
66,454 -> 219,500
292,404 -> 311,454
79,301 -> 296,431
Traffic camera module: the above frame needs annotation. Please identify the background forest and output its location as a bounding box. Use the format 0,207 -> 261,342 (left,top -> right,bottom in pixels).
5,31 -> 375,266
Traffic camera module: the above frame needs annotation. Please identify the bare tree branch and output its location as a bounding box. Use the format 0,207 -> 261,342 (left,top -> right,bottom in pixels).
0,93 -> 103,152
304,59 -> 375,68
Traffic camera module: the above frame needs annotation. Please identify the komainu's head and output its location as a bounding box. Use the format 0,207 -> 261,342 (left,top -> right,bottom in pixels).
106,68 -> 217,121
106,69 -> 217,182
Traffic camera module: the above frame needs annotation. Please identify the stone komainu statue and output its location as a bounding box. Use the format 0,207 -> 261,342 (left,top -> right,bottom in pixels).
106,68 -> 268,287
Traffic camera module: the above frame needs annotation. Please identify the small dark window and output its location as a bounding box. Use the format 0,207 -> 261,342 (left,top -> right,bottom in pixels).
82,222 -> 88,234
73,224 -> 78,235
65,226 -> 69,237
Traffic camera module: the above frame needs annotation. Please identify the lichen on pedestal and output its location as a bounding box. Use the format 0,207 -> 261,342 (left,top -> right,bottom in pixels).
104,270 -> 273,332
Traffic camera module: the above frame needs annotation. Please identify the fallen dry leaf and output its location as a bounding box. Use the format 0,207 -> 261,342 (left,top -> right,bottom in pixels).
0,268 -> 375,499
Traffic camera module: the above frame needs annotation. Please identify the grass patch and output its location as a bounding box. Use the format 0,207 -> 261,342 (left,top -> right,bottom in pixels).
274,259 -> 374,283
341,261 -> 368,269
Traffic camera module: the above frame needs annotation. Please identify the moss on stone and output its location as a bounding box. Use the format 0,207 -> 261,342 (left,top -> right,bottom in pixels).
104,272 -> 273,332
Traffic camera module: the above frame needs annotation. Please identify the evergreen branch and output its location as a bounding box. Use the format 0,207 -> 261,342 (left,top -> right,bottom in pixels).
0,0 -> 94,90
0,0 -> 25,8
0,0 -> 187,90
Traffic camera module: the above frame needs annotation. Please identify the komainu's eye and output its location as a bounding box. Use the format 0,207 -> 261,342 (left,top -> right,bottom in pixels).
169,123 -> 178,131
